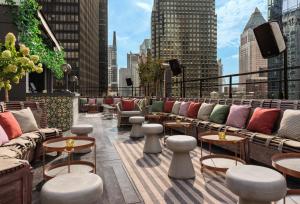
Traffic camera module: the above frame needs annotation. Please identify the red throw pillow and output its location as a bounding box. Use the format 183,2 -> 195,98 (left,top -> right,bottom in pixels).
247,108 -> 280,134
122,100 -> 135,111
187,102 -> 201,118
164,101 -> 175,113
0,112 -> 22,139
104,97 -> 113,105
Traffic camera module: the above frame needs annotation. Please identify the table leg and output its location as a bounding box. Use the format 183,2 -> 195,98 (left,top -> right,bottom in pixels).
209,143 -> 211,155
94,143 -> 97,173
68,151 -> 71,173
200,140 -> 203,157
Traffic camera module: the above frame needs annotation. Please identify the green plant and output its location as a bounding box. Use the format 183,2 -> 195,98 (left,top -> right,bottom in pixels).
5,0 -> 65,78
0,32 -> 43,101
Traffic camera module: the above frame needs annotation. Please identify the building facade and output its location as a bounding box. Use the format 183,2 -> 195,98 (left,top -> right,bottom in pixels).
39,0 -> 101,96
217,59 -> 224,94
108,31 -> 118,95
151,0 -> 218,97
127,52 -> 140,89
282,0 -> 300,99
118,68 -> 131,96
239,8 -> 268,97
99,0 -> 108,96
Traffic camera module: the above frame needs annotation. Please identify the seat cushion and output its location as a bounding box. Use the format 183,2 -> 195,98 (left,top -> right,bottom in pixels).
179,101 -> 191,116
11,107 -> 39,133
187,102 -> 201,118
278,109 -> 300,141
164,101 -> 175,113
209,104 -> 230,124
0,112 -> 22,139
247,108 -> 280,134
121,99 -> 135,111
121,111 -> 142,116
197,103 -> 215,121
226,105 -> 251,128
151,101 -> 164,112
171,101 -> 181,115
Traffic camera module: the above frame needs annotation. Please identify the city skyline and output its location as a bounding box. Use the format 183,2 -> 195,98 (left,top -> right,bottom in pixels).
108,0 -> 268,76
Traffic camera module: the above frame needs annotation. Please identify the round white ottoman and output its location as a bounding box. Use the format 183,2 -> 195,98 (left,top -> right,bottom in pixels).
129,116 -> 145,138
166,135 -> 197,179
142,124 -> 163,154
41,173 -> 103,204
226,165 -> 287,204
71,124 -> 93,153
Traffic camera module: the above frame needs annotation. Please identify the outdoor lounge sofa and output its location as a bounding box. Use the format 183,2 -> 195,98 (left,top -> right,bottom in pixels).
150,98 -> 300,166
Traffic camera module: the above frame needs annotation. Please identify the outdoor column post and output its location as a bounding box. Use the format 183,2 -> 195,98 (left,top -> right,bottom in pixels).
229,76 -> 233,98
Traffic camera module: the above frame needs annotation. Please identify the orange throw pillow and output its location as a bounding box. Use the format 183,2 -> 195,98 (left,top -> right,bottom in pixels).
187,102 -> 201,118
0,112 -> 22,139
122,99 -> 135,111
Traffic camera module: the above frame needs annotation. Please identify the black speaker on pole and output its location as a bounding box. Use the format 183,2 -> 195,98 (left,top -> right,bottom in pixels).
126,78 -> 133,86
253,21 -> 286,59
168,59 -> 182,76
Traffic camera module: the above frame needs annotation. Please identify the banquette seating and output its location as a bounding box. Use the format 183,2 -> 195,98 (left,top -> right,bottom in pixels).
149,98 -> 300,166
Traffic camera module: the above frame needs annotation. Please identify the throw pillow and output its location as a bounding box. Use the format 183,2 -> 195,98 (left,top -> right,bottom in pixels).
197,103 -> 215,121
226,105 -> 251,128
96,98 -> 103,105
11,107 -> 39,133
0,112 -> 22,139
0,125 -> 9,145
88,98 -> 96,105
113,98 -> 121,104
80,98 -> 87,105
164,101 -> 175,113
104,97 -> 113,105
171,101 -> 181,115
247,108 -> 280,134
121,99 -> 135,111
209,104 -> 230,124
179,101 -> 191,116
151,101 -> 164,112
278,110 -> 300,141
187,102 -> 201,118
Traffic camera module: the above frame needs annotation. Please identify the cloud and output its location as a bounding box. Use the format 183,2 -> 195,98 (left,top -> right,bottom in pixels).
231,54 -> 239,59
217,0 -> 268,49
136,2 -> 152,12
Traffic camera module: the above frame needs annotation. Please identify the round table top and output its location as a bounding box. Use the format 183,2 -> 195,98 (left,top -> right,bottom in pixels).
272,153 -> 300,178
200,134 -> 245,144
200,155 -> 245,172
164,121 -> 192,127
43,136 -> 95,152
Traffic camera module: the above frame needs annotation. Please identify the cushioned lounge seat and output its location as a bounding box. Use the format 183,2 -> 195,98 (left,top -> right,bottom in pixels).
0,146 -> 22,159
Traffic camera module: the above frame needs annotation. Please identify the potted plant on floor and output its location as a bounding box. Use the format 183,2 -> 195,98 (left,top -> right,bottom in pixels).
0,32 -> 43,101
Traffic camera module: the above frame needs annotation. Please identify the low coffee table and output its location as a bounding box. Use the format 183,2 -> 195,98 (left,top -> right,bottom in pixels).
272,153 -> 300,202
199,134 -> 247,173
163,121 -> 192,144
43,136 -> 96,180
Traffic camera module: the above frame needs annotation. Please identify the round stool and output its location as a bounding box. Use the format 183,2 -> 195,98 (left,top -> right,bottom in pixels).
129,116 -> 145,138
71,124 -> 93,153
41,173 -> 103,204
166,135 -> 197,179
226,165 -> 287,204
142,124 -> 163,154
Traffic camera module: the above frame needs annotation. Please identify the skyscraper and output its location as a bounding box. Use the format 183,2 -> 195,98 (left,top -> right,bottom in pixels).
268,0 -> 284,98
39,0 -> 101,96
99,0 -> 108,96
151,0 -> 218,97
239,8 -> 268,97
282,0 -> 300,99
127,52 -> 140,89
108,31 -> 118,94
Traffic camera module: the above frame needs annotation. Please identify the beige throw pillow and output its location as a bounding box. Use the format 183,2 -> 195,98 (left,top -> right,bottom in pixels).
278,110 -> 300,141
171,101 -> 181,115
197,103 -> 215,121
11,107 -> 39,133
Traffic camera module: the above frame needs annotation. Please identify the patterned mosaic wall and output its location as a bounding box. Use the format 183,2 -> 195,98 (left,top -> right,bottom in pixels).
27,95 -> 74,131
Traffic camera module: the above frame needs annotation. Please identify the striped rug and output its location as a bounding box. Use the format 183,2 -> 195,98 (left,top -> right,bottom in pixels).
114,139 -> 238,204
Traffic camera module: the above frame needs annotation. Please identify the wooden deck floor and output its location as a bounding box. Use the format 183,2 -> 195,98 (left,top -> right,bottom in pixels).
32,113 -> 143,204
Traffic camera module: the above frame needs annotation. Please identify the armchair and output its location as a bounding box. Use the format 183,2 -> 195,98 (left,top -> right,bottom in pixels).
116,102 -> 143,127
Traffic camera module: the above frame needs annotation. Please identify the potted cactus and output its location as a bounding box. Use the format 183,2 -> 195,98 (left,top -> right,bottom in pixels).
0,32 -> 43,101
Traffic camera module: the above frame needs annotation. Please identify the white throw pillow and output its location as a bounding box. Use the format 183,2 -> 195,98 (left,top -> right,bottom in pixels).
11,107 -> 39,133
197,103 -> 215,121
171,101 -> 181,115
278,109 -> 300,141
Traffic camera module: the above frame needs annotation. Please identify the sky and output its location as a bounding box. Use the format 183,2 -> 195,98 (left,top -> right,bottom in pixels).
108,0 -> 268,75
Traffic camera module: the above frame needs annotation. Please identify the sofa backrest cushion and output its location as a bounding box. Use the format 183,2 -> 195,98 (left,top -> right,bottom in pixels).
104,97 -> 114,105
209,104 -> 230,124
171,101 -> 181,115
197,103 -> 215,121
151,101 -> 164,112
187,102 -> 201,118
226,105 -> 251,128
0,125 -> 9,145
247,107 -> 281,134
278,110 -> 300,141
0,112 -> 22,139
164,101 -> 175,113
80,98 -> 87,105
88,98 -> 96,105
11,107 -> 39,133
96,98 -> 103,105
121,99 -> 135,111
179,101 -> 191,116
